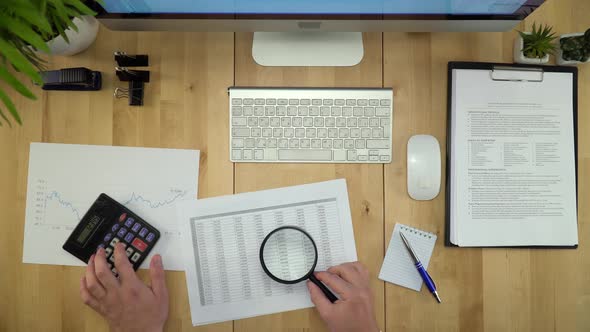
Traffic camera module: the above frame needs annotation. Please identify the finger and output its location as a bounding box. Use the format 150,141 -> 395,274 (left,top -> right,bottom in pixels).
94,247 -> 119,290
80,276 -> 101,312
315,271 -> 352,298
149,254 -> 169,301
114,243 -> 137,283
328,263 -> 365,286
85,254 -> 107,299
307,281 -> 332,317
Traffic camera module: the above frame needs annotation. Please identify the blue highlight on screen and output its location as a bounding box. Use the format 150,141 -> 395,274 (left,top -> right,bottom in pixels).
102,0 -> 527,15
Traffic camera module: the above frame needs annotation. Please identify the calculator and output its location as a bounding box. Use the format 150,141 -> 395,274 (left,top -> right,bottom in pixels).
63,193 -> 160,275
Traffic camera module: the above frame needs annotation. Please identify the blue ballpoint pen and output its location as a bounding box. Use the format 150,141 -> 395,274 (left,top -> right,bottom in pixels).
400,232 -> 441,303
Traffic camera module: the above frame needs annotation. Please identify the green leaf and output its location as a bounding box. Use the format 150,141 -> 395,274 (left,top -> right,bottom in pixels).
0,67 -> 37,100
0,38 -> 43,84
0,88 -> 22,125
0,14 -> 50,53
0,107 -> 11,127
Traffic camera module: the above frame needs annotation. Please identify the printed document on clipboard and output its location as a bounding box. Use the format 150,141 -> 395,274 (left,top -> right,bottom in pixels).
176,179 -> 357,326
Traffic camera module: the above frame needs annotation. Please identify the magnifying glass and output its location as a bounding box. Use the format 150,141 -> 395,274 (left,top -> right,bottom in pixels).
259,225 -> 338,303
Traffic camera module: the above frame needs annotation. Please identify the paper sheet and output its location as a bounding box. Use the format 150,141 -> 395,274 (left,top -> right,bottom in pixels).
23,143 -> 199,270
379,223 -> 437,291
176,179 -> 357,326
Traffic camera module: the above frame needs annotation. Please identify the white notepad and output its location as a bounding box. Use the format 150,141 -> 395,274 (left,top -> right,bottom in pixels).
379,223 -> 437,291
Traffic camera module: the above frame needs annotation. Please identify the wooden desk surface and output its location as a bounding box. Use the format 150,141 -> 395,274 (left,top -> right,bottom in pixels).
1,0 -> 589,331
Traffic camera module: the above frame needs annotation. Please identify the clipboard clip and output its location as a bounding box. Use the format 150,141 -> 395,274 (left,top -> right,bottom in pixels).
490,66 -> 544,83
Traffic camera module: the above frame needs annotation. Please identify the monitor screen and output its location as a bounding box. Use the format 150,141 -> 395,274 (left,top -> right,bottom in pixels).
100,0 -> 533,15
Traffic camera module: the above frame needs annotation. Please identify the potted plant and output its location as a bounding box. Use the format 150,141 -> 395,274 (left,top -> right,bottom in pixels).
514,23 -> 558,64
557,28 -> 590,65
0,0 -> 97,126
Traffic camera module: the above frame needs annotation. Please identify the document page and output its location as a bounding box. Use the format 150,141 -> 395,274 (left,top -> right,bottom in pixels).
451,69 -> 578,246
176,179 -> 357,326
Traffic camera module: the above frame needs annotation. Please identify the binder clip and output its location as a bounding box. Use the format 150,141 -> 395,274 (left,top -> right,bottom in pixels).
116,67 -> 150,83
114,51 -> 149,67
114,81 -> 145,106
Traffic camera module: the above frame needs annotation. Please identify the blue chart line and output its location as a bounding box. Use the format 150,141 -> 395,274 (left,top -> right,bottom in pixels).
45,190 -> 189,222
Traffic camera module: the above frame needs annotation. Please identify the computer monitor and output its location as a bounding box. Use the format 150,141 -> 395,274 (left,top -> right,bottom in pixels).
94,0 -> 546,66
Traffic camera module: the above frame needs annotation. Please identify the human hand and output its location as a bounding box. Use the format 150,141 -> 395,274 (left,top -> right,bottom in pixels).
79,243 -> 169,332
308,262 -> 379,332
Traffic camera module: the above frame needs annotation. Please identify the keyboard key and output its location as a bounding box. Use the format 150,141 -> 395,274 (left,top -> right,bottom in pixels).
259,117 -> 269,127
284,128 -> 294,138
267,138 -> 277,148
339,128 -> 350,138
255,149 -> 264,160
232,128 -> 250,137
124,232 -> 134,243
331,107 -> 342,116
373,128 -> 383,138
231,98 -> 242,105
295,128 -> 305,138
344,139 -> 355,149
322,139 -> 333,148
309,106 -> 320,116
276,106 -> 287,116
356,139 -> 366,149
353,107 -> 364,116
231,107 -> 243,116
376,107 -> 390,116
369,150 -> 380,156
104,233 -> 113,243
243,150 -> 253,160
347,118 -> 358,127
303,117 -> 313,127
254,106 -> 264,116
358,155 -> 368,161
300,99 -> 311,105
323,99 -> 333,106
347,150 -> 358,161
380,155 -> 391,162
320,106 -> 331,116
132,238 -> 149,251
278,99 -> 288,105
369,118 -> 380,127
279,149 -> 332,161
364,107 -> 375,117
266,98 -> 276,105
232,149 -> 242,160
314,117 -> 324,127
306,128 -> 317,138
270,117 -> 281,127
369,99 -> 379,106
131,252 -> 141,263
232,117 -> 247,126
287,106 -> 298,116
328,128 -> 338,138
333,139 -> 343,149
293,117 -> 303,127
289,139 -> 300,148
336,118 -> 347,127
350,128 -> 361,138
243,106 -> 254,116
139,227 -> 148,237
380,99 -> 391,106
255,98 -> 265,105
370,155 -> 379,161
342,107 -> 353,117
251,128 -> 262,137
256,138 -> 267,148
281,117 -> 291,127
357,99 -> 368,106
384,125 -> 391,138
298,106 -> 308,116
124,218 -> 134,228
112,223 -> 120,232
278,139 -> 289,148
311,139 -> 322,148
335,99 -> 345,106
325,117 -> 335,127
334,149 -> 346,161
361,128 -> 372,138
289,99 -> 299,105
262,128 -> 273,137
244,138 -> 255,148
273,128 -> 283,137
244,98 -> 254,105
366,140 -> 390,149
359,118 -> 369,127
265,106 -> 276,116
300,139 -> 310,148
117,228 -> 128,238
346,99 -> 357,106
312,99 -> 322,105
132,222 -> 141,233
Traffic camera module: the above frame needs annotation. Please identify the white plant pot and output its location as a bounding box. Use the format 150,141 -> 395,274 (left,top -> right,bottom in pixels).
513,33 -> 550,64
46,16 -> 99,56
557,33 -> 590,66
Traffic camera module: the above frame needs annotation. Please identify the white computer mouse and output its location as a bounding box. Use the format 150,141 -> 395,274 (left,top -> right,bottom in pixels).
407,135 -> 441,201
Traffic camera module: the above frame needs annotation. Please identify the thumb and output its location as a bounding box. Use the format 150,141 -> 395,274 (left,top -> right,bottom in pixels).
307,281 -> 332,317
149,254 -> 169,301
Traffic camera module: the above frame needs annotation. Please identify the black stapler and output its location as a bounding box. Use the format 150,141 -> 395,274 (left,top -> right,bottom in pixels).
39,67 -> 102,91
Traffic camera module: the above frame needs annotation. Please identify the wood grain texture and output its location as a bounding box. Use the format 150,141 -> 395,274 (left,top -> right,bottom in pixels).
1,0 -> 589,330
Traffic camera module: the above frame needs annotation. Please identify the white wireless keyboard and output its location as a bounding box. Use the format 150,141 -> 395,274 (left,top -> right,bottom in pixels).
229,87 -> 393,163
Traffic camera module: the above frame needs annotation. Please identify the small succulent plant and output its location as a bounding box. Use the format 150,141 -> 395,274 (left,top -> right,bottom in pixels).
518,23 -> 558,59
560,28 -> 590,62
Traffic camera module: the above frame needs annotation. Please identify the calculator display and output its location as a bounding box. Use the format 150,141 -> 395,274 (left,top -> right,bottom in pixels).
76,215 -> 103,246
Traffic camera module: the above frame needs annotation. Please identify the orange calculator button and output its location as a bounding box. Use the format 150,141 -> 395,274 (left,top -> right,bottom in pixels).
131,238 -> 148,252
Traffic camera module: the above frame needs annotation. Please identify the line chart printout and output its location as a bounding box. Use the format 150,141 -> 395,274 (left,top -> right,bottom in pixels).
176,179 -> 357,325
23,143 -> 200,270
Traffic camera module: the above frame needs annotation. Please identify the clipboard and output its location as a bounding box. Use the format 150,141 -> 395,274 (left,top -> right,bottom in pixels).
444,61 -> 578,248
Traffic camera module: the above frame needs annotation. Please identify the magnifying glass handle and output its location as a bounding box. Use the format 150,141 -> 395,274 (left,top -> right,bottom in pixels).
309,273 -> 338,303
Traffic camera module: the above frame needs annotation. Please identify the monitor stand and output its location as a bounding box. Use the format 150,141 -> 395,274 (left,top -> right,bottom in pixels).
252,32 -> 364,67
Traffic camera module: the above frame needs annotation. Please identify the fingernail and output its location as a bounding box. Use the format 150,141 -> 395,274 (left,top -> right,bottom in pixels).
154,254 -> 163,268
97,248 -> 104,255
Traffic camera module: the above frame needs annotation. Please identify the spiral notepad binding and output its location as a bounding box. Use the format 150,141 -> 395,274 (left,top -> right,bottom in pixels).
400,225 -> 434,240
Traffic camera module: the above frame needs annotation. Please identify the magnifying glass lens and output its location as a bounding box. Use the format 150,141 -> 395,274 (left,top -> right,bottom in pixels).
261,228 -> 316,282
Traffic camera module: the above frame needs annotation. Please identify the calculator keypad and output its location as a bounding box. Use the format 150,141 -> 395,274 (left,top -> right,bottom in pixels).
96,217 -> 157,276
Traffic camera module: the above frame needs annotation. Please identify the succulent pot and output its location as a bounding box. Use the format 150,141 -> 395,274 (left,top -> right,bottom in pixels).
513,32 -> 550,64
557,32 -> 590,66
46,16 -> 99,56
